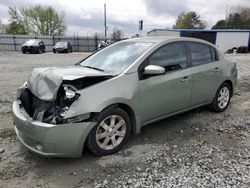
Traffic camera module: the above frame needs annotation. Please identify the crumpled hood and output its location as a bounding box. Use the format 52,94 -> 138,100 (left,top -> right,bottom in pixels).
27,66 -> 112,101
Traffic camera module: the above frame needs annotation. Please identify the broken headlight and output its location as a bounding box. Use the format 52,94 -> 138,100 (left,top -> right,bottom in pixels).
38,84 -> 81,124
64,85 -> 77,99
59,84 -> 80,118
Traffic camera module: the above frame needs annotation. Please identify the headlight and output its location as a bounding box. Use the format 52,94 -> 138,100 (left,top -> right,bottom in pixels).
64,87 -> 76,99
64,85 -> 77,99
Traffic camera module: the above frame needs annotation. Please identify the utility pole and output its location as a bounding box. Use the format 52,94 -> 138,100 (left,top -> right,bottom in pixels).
225,4 -> 229,28
104,3 -> 107,38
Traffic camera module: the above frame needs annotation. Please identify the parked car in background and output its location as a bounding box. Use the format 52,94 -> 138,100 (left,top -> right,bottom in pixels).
13,37 -> 237,157
53,41 -> 72,53
21,39 -> 45,54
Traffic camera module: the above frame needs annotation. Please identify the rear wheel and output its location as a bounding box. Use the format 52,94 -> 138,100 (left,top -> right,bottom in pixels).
87,108 -> 131,156
208,82 -> 232,112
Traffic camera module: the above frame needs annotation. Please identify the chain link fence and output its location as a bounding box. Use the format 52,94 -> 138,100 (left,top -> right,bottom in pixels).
0,34 -> 110,52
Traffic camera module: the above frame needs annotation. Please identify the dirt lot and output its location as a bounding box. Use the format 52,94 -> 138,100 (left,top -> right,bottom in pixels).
0,52 -> 250,188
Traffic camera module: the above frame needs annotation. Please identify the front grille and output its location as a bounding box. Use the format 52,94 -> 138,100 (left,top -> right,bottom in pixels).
19,89 -> 59,123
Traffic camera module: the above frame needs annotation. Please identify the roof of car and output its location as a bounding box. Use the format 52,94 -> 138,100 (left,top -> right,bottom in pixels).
124,36 -> 215,46
126,36 -> 176,43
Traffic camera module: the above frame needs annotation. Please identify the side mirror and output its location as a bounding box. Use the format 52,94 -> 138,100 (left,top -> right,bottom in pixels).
144,65 -> 165,75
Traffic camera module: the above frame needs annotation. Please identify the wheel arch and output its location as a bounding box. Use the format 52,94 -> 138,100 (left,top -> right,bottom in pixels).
223,80 -> 233,97
95,103 -> 137,135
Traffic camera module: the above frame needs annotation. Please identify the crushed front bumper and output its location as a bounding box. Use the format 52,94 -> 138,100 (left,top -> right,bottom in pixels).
12,101 -> 96,158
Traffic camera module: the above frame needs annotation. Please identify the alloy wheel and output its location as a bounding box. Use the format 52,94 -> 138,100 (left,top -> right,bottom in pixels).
217,86 -> 230,109
95,115 -> 126,150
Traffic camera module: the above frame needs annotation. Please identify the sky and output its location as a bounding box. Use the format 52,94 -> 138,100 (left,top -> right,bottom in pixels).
0,0 -> 249,37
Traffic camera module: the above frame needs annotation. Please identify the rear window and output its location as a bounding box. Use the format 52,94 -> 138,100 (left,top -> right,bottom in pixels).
188,42 -> 212,66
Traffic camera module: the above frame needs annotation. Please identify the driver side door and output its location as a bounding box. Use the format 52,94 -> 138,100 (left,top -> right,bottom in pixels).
137,42 -> 192,123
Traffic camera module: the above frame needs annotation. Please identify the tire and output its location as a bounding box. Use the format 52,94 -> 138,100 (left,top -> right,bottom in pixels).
22,50 -> 26,54
53,49 -> 56,53
87,108 -> 131,156
208,82 -> 232,112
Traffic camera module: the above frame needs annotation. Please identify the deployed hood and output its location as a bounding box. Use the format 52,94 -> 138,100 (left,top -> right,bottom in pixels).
27,66 -> 113,101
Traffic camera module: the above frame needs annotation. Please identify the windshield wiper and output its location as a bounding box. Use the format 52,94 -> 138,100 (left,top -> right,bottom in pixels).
81,65 -> 104,72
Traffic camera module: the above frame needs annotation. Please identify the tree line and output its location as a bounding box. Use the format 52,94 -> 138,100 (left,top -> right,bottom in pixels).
173,6 -> 250,29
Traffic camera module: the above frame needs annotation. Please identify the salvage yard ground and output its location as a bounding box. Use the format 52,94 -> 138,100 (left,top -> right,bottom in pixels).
0,52 -> 250,188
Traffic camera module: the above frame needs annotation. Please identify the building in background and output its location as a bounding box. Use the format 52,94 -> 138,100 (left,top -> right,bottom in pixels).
147,29 -> 250,53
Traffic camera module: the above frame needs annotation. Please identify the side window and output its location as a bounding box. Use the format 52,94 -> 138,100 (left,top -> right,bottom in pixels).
210,47 -> 218,62
149,42 -> 187,72
188,42 -> 212,66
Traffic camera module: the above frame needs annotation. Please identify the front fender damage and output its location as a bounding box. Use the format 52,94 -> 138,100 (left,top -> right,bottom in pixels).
19,68 -> 113,125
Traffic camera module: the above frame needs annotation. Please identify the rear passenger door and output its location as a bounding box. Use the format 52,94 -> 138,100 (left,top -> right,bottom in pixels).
187,42 -> 222,106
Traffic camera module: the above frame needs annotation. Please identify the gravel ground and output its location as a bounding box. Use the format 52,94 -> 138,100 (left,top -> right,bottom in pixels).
0,52 -> 250,188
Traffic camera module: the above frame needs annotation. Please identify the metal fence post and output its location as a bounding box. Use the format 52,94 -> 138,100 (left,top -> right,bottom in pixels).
87,36 -> 90,52
52,35 -> 55,46
77,35 -> 79,52
13,35 -> 17,51
94,35 -> 98,51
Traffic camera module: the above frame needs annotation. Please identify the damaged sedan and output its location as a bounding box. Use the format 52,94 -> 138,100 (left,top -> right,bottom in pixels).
12,37 -> 237,157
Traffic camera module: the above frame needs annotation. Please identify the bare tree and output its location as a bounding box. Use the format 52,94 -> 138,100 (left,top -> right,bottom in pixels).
111,28 -> 123,41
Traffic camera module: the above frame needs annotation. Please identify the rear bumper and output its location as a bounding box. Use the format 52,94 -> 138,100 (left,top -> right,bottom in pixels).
12,101 -> 96,158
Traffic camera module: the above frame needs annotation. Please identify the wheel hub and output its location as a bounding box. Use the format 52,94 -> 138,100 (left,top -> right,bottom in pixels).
96,115 -> 126,150
217,87 -> 230,109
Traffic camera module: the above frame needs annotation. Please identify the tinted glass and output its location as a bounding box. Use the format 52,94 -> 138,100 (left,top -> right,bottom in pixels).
25,39 -> 40,45
210,47 -> 218,61
80,42 -> 154,73
189,42 -> 212,66
56,42 -> 68,47
149,42 -> 187,72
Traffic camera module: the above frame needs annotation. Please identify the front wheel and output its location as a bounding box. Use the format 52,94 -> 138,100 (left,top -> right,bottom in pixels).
208,82 -> 232,112
87,108 -> 131,156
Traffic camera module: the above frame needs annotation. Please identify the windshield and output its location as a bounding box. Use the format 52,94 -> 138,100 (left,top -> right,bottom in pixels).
56,42 -> 67,47
79,41 -> 154,73
25,39 -> 40,45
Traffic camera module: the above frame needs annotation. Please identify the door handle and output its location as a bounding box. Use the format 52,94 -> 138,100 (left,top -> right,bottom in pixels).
213,67 -> 219,72
181,76 -> 190,82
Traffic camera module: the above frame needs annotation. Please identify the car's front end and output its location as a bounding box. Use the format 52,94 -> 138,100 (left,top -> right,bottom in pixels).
12,66 -> 115,157
53,46 -> 67,53
53,42 -> 69,53
22,44 -> 40,53
13,96 -> 95,157
22,39 -> 41,54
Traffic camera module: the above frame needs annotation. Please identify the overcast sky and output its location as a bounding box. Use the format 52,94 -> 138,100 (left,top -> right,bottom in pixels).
0,0 -> 249,37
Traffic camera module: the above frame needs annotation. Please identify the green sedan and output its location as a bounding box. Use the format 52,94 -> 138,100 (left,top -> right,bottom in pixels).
12,37 -> 237,157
